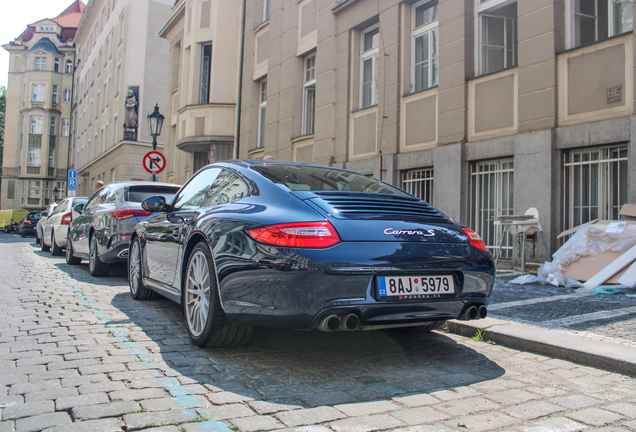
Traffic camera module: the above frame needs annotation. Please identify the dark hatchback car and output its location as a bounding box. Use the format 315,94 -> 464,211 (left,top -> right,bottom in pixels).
18,212 -> 41,237
66,181 -> 180,276
129,161 -> 495,348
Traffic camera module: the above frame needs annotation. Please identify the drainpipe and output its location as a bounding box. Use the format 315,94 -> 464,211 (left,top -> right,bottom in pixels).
234,0 -> 247,160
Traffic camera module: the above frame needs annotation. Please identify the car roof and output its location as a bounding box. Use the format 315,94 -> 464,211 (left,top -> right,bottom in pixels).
102,181 -> 181,189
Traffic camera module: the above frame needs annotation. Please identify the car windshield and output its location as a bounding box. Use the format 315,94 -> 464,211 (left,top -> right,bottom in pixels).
251,165 -> 409,197
125,186 -> 179,203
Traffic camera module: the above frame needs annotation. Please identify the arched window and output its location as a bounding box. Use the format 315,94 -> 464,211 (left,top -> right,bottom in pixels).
65,59 -> 73,74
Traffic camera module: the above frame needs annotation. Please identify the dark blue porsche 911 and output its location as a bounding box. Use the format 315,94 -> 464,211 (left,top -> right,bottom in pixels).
129,160 -> 495,347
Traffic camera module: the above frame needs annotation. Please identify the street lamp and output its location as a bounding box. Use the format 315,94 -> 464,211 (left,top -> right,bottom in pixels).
53,186 -> 59,203
147,104 -> 165,182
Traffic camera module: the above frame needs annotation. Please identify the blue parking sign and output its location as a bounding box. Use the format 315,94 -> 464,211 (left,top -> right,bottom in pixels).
68,178 -> 77,190
68,170 -> 77,179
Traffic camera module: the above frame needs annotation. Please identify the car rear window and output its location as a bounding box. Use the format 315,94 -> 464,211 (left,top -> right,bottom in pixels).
251,165 -> 409,197
125,186 -> 179,203
27,212 -> 40,220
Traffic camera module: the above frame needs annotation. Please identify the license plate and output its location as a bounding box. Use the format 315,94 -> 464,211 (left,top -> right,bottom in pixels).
377,275 -> 455,300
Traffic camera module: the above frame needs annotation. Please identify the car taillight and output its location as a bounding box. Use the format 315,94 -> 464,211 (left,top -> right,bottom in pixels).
462,227 -> 487,251
61,212 -> 72,225
109,210 -> 153,220
24,220 -> 31,224
246,221 -> 341,248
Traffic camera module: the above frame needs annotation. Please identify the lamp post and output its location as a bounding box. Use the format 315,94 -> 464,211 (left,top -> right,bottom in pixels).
147,104 -> 164,182
53,186 -> 59,203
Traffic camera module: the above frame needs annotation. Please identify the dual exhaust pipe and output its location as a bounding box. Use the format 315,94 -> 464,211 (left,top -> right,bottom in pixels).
317,313 -> 360,332
459,305 -> 488,321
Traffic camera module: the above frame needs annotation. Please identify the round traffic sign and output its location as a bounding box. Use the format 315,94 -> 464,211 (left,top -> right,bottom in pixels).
143,151 -> 166,175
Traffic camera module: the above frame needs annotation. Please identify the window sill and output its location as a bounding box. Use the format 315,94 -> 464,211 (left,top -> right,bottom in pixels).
468,65 -> 518,82
402,85 -> 438,98
351,104 -> 378,114
254,20 -> 270,33
557,31 -> 633,55
291,134 -> 314,143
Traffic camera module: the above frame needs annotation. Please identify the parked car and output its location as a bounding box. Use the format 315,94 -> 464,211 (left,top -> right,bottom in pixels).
36,203 -> 58,244
66,181 -> 181,276
128,161 -> 495,348
0,210 -> 27,233
40,197 -> 88,255
18,212 -> 41,237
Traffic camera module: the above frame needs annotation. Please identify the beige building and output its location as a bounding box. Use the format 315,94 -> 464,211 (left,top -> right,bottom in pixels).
70,0 -> 174,195
237,0 -> 636,266
159,0 -> 242,186
1,1 -> 85,210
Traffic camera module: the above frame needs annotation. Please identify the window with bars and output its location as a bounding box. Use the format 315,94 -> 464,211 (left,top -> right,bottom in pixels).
401,168 -> 434,204
412,1 -> 439,92
470,159 -> 515,258
563,145 -> 628,231
302,53 -> 316,135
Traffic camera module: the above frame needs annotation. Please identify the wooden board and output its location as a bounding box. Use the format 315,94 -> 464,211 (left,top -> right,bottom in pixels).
582,244 -> 636,289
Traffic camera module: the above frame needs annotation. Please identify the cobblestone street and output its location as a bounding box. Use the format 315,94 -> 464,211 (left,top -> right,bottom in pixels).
1,235 -> 635,432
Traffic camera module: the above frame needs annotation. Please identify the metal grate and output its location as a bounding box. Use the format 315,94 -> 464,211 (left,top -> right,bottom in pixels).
563,145 -> 628,232
401,168 -> 434,205
470,159 -> 514,258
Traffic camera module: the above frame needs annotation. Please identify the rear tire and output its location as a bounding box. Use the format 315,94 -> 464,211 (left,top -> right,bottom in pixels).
89,235 -> 110,277
51,232 -> 63,256
129,237 -> 156,300
35,230 -> 40,244
183,242 -> 252,348
389,320 -> 447,334
21,230 -> 26,238
66,235 -> 81,265
41,233 -> 50,252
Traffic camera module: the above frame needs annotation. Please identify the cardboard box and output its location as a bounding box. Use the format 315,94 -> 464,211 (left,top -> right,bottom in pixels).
619,203 -> 636,221
562,250 -> 629,284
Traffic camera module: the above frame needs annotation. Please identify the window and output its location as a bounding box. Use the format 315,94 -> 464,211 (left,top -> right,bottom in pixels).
563,145 -> 628,231
257,79 -> 267,148
34,56 -> 47,71
30,116 -> 43,134
360,26 -> 379,109
28,148 -> 41,167
48,148 -> 55,168
263,0 -> 270,22
172,168 -> 223,211
66,59 -> 73,73
402,168 -> 434,204
470,159 -> 514,258
50,117 -> 57,136
64,89 -> 71,103
201,170 -> 249,207
412,1 -> 439,92
52,85 -> 58,104
29,181 -> 41,198
199,44 -> 212,104
62,119 -> 70,137
302,54 -> 316,135
477,0 -> 518,75
39,26 -> 54,32
119,14 -> 125,41
569,0 -> 634,48
32,84 -> 45,102
54,57 -> 60,72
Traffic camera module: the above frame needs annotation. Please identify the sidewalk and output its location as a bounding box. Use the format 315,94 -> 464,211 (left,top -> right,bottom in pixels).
447,273 -> 636,376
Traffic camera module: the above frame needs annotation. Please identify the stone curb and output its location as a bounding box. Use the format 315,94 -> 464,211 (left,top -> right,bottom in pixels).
445,317 -> 636,377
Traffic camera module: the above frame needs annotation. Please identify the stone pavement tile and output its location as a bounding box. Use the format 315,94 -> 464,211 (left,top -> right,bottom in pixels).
622,420 -> 636,429
296,391 -> 357,407
127,378 -> 181,389
14,412 -> 71,432
334,401 -> 401,417
429,387 -> 482,402
549,395 -> 603,409
0,376 -> 28,387
548,368 -> 587,379
523,386 -> 568,397
166,384 -> 208,397
390,406 -> 450,425
24,387 -> 78,403
271,427 -> 331,432
139,427 -> 181,432
247,399 -> 303,415
56,392 -> 109,411
78,363 -> 126,376
47,359 -> 96,371
606,402 -> 636,417
503,400 -> 566,420
123,409 -> 197,430
15,356 -> 63,367
484,389 -> 540,405
141,396 -> 210,411
392,393 -> 440,408
0,421 -> 15,432
78,381 -> 126,394
593,427 -> 632,432
569,375 -> 616,388
196,404 -> 255,421
521,416 -> 589,432
433,396 -> 501,416
207,391 -> 259,404
232,415 -> 283,432
258,385 -> 312,399
275,407 -> 346,428
443,411 -> 520,432
28,369 -> 79,383
109,388 -> 166,402
61,374 -> 109,388
109,370 -> 163,381
72,400 -> 140,421
1,400 -> 54,420
543,358 -> 579,369
330,413 -> 405,431
9,380 -> 60,395
566,407 -> 626,426
42,418 -> 123,431
0,395 -> 24,408
183,421 -> 234,432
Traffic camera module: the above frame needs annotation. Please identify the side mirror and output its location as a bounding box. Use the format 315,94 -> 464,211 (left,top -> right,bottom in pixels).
40,211 -> 48,218
73,204 -> 85,213
142,196 -> 167,212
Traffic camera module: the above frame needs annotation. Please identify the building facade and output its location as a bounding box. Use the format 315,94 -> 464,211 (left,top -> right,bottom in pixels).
237,0 -> 636,266
70,0 -> 173,195
1,1 -> 85,210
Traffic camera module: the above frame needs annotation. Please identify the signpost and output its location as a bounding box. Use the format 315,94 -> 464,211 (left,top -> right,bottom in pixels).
142,151 -> 166,179
68,170 -> 77,197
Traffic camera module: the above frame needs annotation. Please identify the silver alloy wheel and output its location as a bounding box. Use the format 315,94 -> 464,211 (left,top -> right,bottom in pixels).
89,237 -> 96,272
185,250 -> 211,338
129,240 -> 141,295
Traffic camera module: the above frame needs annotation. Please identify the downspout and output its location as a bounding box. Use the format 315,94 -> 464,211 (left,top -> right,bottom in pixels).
233,0 -> 247,160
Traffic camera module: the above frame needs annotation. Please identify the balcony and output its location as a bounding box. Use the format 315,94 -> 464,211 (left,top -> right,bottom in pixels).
27,198 -> 40,206
27,167 -> 41,175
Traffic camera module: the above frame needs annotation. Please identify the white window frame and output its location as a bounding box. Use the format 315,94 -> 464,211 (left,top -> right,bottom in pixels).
302,53 -> 316,135
28,148 -> 41,167
28,181 -> 41,198
257,79 -> 267,149
32,84 -> 45,102
50,117 -> 57,136
63,89 -> 71,103
263,0 -> 271,22
30,116 -> 43,135
54,57 -> 60,72
52,85 -> 58,104
48,148 -> 55,168
61,119 -> 70,137
65,59 -> 73,73
360,25 -> 380,109
411,0 -> 439,92
39,26 -> 54,32
402,167 -> 434,205
34,56 -> 46,71
566,0 -> 634,48
474,0 -> 518,76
